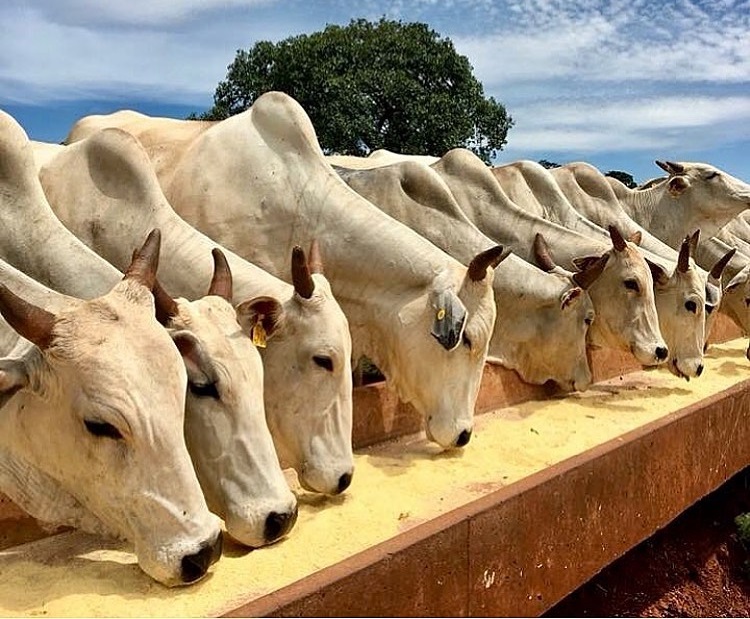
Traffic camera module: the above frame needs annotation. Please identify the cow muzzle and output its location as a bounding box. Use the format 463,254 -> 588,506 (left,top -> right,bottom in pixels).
180,530 -> 223,584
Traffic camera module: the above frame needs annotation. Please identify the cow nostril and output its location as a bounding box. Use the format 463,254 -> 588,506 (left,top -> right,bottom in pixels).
455,429 -> 472,448
337,471 -> 353,494
655,346 -> 669,361
696,364 -> 704,376
210,530 -> 223,566
264,506 -> 299,543
180,542 -> 215,584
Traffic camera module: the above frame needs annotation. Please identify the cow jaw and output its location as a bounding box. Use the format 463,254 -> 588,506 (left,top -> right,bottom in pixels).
169,296 -> 298,548
585,246 -> 668,366
258,275 -> 355,496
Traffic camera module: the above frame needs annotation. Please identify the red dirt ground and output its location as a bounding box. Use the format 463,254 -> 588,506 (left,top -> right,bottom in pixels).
546,467 -> 750,617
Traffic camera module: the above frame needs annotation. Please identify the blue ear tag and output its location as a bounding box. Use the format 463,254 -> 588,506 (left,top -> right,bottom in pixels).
430,290 -> 467,351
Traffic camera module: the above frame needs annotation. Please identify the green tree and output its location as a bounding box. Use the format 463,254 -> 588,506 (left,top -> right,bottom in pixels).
201,18 -> 513,163
605,170 -> 636,189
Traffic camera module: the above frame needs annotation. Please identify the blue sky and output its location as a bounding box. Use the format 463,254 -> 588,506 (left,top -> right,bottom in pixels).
2,0 -> 749,183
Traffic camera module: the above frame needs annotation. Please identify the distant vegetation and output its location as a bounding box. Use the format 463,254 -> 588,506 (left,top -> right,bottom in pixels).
538,160 -> 636,186
196,18 -> 513,164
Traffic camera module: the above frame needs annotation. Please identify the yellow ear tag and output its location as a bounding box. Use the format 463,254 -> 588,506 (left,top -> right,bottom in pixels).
252,322 -> 267,348
436,308 -> 446,321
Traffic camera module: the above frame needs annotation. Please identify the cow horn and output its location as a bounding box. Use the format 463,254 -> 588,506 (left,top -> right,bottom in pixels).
309,239 -> 324,275
291,245 -> 315,299
677,235 -> 691,273
710,247 -> 736,281
208,248 -> 233,302
468,245 -> 507,282
572,254 -> 609,290
152,279 -> 179,325
655,160 -> 685,176
688,229 -> 700,256
0,284 -> 57,350
608,225 -> 627,252
123,229 -> 160,290
130,247 -> 178,324
533,233 -> 557,272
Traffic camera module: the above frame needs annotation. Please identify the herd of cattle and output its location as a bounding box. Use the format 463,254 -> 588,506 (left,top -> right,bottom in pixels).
0,90 -> 749,587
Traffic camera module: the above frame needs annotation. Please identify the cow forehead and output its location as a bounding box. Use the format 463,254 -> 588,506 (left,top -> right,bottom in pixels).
49,284 -> 184,377
282,277 -> 351,342
174,296 -> 243,337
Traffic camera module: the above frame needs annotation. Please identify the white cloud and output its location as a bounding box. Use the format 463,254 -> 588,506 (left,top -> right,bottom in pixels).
454,0 -> 750,87
502,95 -> 750,155
9,0 -> 276,26
0,4 -> 294,104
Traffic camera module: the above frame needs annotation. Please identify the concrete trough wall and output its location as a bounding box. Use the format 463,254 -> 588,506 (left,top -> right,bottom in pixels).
244,377 -> 750,617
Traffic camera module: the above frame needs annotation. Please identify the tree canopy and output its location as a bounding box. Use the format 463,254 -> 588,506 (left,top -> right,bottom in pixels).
605,170 -> 637,189
538,159 -> 561,169
200,18 -> 513,163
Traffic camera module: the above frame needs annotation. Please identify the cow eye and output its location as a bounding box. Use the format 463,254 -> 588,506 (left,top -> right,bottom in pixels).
84,419 -> 123,440
584,315 -> 593,326
685,300 -> 697,313
188,380 -> 220,399
313,355 -> 334,372
705,304 -> 714,314
706,171 -> 719,180
624,279 -> 640,293
462,333 -> 472,349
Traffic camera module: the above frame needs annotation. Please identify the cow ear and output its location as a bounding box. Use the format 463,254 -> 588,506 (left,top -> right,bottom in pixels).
0,357 -> 31,410
572,255 -> 600,271
628,231 -> 642,246
171,330 -> 215,386
572,254 -> 608,290
667,176 -> 690,196
430,289 -> 467,351
725,268 -> 749,293
560,287 -> 583,310
646,258 -> 670,286
236,296 -> 285,347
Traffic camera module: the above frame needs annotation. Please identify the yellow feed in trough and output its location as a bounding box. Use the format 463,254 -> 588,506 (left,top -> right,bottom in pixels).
1,339 -> 748,617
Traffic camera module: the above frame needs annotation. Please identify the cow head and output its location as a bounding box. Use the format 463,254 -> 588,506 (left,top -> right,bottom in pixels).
574,226 -> 669,366
153,248 -> 297,548
721,264 -> 750,353
237,244 -> 354,496
502,234 -> 598,392
0,230 -> 222,586
374,246 -> 503,449
646,232 -> 707,380
703,247 -> 736,344
655,160 -> 750,239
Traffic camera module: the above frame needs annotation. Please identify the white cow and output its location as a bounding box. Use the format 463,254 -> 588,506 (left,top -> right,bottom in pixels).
0,232 -> 223,586
0,110 -> 298,548
421,148 -> 668,369
35,127 -> 354,498
66,93 -> 503,449
695,235 -> 750,346
333,160 -> 598,392
547,161 -> 734,348
605,160 -> 750,249
492,160 -> 709,380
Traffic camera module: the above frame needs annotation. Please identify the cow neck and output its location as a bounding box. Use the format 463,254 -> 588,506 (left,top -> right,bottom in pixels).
173,117 -> 463,310
461,173 -> 608,269
0,146 -> 119,298
139,198 -> 292,304
617,181 -> 668,237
